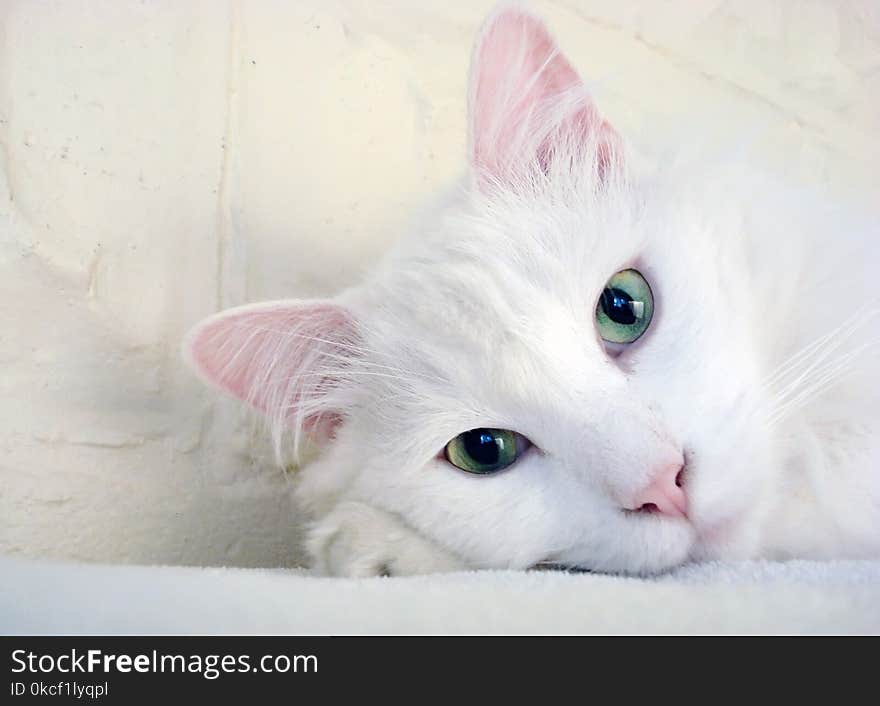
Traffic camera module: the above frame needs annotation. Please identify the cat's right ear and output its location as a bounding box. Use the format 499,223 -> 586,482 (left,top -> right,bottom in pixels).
467,6 -> 620,188
183,300 -> 358,445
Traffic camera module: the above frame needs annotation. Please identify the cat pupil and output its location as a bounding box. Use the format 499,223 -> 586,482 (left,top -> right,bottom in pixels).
464,429 -> 501,465
601,287 -> 638,326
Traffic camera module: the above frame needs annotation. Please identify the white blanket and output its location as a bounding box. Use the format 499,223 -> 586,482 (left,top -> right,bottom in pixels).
3,557 -> 878,635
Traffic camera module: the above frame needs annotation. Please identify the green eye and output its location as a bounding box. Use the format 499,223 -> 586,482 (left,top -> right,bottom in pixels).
596,269 -> 655,345
444,428 -> 529,475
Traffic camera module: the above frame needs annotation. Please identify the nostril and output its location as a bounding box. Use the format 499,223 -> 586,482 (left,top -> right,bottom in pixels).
626,461 -> 689,519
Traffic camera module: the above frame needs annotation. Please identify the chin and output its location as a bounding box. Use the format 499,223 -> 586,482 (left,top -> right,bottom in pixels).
550,519 -> 697,576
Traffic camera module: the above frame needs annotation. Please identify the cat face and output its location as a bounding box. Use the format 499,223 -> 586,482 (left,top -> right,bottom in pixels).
186,8 -> 777,573
325,156 -> 776,573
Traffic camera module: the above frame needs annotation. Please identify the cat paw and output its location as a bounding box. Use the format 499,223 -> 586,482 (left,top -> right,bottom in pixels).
306,501 -> 467,577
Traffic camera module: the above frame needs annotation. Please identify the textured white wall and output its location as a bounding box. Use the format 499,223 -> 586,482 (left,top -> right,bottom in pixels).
1,0 -> 877,568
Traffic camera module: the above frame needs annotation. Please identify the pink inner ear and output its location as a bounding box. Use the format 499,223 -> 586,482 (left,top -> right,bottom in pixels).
185,300 -> 355,425
469,8 -> 619,183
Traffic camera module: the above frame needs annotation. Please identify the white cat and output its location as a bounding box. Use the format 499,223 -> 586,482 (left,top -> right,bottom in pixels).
184,6 -> 880,577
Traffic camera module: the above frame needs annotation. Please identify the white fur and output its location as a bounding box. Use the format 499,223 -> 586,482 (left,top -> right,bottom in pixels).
185,6 -> 880,577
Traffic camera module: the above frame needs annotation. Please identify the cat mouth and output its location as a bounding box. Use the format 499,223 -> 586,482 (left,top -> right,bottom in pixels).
528,561 -> 689,577
530,509 -> 698,575
529,562 -> 592,573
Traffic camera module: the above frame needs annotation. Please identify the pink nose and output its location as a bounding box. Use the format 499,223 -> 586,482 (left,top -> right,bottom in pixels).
628,463 -> 688,518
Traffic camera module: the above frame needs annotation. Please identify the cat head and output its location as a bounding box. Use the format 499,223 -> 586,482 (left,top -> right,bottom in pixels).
185,6 -> 777,573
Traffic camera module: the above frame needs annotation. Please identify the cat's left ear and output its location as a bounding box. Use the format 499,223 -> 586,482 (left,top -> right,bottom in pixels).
467,7 -> 620,188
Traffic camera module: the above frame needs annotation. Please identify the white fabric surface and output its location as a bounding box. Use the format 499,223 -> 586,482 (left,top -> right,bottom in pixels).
2,556 -> 878,635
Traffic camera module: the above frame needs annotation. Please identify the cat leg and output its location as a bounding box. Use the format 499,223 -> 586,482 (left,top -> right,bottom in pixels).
306,501 -> 468,577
